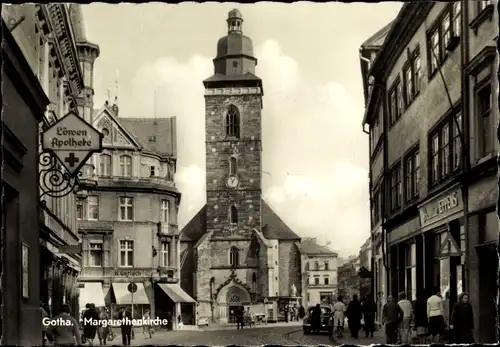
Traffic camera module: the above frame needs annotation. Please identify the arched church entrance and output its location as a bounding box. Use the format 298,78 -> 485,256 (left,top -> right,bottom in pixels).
216,283 -> 251,324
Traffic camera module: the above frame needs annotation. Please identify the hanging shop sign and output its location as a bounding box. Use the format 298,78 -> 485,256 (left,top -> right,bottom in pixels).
42,111 -> 103,176
419,188 -> 463,229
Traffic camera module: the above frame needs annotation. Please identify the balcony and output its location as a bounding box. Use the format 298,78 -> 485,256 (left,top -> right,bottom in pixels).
96,176 -> 178,194
307,283 -> 337,289
157,222 -> 179,240
156,266 -> 179,283
77,220 -> 114,233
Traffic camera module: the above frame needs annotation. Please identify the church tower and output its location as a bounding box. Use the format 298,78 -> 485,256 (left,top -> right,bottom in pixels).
203,9 -> 263,239
69,4 -> 100,124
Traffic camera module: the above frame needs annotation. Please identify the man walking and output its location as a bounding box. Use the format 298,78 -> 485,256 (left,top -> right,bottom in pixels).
362,294 -> 377,338
397,292 -> 413,343
382,295 -> 403,344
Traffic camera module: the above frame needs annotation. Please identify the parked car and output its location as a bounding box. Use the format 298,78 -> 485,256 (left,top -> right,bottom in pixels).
303,305 -> 333,334
198,316 -> 209,327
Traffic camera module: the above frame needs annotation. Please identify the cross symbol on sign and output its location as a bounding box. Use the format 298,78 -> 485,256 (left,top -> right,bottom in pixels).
64,153 -> 79,167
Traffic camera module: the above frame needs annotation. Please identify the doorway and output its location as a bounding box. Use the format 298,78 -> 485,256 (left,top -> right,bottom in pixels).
228,305 -> 241,323
477,244 -> 498,343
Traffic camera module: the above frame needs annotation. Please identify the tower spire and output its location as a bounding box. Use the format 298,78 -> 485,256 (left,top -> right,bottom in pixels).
112,77 -> 119,116
227,9 -> 243,34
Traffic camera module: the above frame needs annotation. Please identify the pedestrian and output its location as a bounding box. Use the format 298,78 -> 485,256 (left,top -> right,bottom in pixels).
98,308 -> 111,345
119,307 -> 133,345
397,292 -> 413,343
236,307 -> 244,329
346,294 -> 362,339
442,291 -> 451,341
427,287 -> 445,343
142,309 -> 152,338
284,304 -> 289,323
298,305 -> 306,320
413,293 -> 428,344
311,304 -> 322,333
46,304 -> 82,346
382,295 -> 403,344
450,292 -> 474,343
41,302 -> 49,346
332,296 -> 346,338
83,303 -> 100,346
362,294 -> 376,338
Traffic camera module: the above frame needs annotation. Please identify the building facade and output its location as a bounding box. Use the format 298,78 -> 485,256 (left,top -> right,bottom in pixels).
361,1 -> 498,342
358,236 -> 373,299
76,102 -> 183,325
180,9 -> 302,325
299,238 -> 338,307
2,4 -> 91,344
337,256 -> 360,301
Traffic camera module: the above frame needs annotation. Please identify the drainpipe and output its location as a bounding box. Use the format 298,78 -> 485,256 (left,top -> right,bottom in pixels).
460,0 -> 471,294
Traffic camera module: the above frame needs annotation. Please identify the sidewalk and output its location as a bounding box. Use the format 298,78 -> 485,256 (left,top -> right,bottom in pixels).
335,327 -> 386,345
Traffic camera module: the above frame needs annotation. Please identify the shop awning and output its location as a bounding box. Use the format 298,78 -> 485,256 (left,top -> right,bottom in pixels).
112,282 -> 150,305
157,283 -> 196,303
79,282 -> 106,310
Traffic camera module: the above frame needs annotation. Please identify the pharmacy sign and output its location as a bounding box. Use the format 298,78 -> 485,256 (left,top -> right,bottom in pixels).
42,111 -> 103,176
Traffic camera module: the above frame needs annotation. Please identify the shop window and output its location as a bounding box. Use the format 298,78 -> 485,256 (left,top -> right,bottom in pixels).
405,243 -> 417,301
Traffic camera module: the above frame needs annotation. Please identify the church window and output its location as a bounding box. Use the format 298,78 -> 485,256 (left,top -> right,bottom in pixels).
229,157 -> 237,175
225,105 -> 240,138
232,61 -> 238,68
229,205 -> 238,224
229,246 -> 239,266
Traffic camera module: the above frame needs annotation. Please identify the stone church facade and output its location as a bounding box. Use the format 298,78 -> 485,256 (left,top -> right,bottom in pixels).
180,9 -> 302,324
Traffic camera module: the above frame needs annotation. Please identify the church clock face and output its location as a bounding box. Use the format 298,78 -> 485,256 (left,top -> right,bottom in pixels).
227,175 -> 239,188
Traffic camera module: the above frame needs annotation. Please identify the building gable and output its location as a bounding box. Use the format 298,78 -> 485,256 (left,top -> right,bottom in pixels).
93,107 -> 141,149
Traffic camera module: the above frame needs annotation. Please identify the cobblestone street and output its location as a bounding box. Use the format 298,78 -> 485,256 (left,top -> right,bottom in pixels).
115,324 -> 386,346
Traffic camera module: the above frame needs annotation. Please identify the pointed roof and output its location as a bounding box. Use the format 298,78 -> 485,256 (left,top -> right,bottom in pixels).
93,104 -> 176,157
261,199 -> 300,240
299,238 -> 338,256
119,118 -> 177,157
361,21 -> 394,48
180,205 -> 207,242
179,199 -> 300,242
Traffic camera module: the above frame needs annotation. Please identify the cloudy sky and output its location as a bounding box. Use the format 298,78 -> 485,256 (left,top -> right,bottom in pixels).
82,2 -> 402,257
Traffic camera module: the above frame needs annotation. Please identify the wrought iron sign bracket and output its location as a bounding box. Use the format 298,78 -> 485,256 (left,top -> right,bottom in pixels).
39,150 -> 82,203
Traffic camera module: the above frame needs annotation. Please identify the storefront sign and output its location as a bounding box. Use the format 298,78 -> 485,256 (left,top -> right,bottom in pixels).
419,190 -> 463,228
42,111 -> 102,176
111,269 -> 148,277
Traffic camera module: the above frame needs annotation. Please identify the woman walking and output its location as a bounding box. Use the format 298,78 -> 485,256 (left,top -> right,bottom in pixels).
427,287 -> 445,343
346,295 -> 362,339
451,293 -> 474,343
414,293 -> 428,344
83,303 -> 100,346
